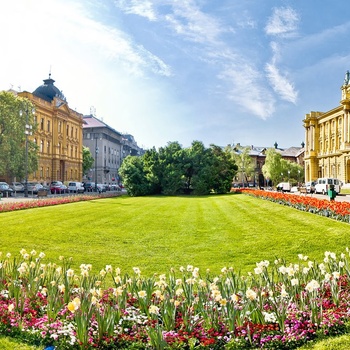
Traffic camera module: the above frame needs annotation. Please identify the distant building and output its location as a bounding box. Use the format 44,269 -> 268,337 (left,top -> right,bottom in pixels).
303,71 -> 350,183
232,142 -> 304,187
18,75 -> 84,184
83,115 -> 144,185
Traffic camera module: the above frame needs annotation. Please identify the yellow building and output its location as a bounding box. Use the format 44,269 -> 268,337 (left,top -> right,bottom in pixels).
303,71 -> 350,184
18,75 -> 84,184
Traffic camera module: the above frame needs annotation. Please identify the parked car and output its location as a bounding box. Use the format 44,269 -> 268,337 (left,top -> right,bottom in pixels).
0,182 -> 14,197
50,181 -> 67,194
83,182 -> 95,192
25,182 -> 44,194
305,181 -> 316,193
97,184 -> 107,193
68,182 -> 85,193
10,182 -> 25,193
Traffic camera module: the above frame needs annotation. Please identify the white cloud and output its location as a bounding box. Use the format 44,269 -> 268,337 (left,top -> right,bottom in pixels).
265,7 -> 299,38
115,0 -> 157,21
265,63 -> 298,104
218,61 -> 275,120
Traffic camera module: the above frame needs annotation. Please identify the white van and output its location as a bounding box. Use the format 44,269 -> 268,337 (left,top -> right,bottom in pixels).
314,178 -> 341,195
276,182 -> 291,192
68,182 -> 85,193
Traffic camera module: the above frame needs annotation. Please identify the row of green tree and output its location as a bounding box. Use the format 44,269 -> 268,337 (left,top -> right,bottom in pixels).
119,141 -> 238,196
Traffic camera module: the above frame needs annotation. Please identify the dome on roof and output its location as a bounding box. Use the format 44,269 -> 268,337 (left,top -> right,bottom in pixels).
33,75 -> 66,102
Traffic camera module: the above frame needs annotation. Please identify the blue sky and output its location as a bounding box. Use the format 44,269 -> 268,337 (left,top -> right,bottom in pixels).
1,0 -> 349,150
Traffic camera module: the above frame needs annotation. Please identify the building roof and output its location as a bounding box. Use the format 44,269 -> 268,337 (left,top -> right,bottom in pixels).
280,146 -> 304,157
32,75 -> 66,102
83,115 -> 107,128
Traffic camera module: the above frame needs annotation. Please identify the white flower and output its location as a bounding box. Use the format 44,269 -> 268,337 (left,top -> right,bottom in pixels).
133,267 -> 141,275
305,279 -> 320,293
278,266 -> 287,274
332,271 -> 340,280
280,285 -> 288,298
291,278 -> 299,286
66,269 -> 74,277
263,311 -> 277,323
149,305 -> 159,315
138,290 -> 147,298
246,288 -> 257,301
324,273 -> 331,282
254,266 -> 263,275
186,265 -> 194,272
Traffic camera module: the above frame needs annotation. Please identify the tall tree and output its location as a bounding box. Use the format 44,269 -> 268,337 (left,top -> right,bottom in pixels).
229,145 -> 254,184
262,148 -> 283,185
119,155 -> 151,196
82,146 -> 94,176
0,91 -> 38,181
262,148 -> 303,185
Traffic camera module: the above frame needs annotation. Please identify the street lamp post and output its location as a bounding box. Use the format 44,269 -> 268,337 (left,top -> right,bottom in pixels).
94,135 -> 99,193
20,106 -> 34,198
288,170 -> 290,183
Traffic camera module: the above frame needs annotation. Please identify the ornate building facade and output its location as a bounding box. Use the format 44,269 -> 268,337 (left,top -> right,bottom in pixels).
303,71 -> 350,184
18,75 -> 84,184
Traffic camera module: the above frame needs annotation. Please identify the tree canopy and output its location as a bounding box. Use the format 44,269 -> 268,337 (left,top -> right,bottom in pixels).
262,148 -> 304,185
119,141 -> 238,196
82,146 -> 94,176
0,91 -> 38,181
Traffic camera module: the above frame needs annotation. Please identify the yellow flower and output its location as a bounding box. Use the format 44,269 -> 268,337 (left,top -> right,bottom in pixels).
219,298 -> 227,306
67,297 -> 81,313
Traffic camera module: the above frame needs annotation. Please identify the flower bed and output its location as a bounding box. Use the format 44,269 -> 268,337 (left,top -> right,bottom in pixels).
1,249 -> 350,349
235,189 -> 350,223
0,193 -> 120,213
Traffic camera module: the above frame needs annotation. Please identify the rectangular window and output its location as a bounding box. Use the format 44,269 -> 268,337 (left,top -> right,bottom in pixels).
40,118 -> 44,130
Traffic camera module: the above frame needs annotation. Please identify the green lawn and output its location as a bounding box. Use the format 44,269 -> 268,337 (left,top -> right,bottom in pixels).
0,193 -> 349,276
1,193 -> 350,349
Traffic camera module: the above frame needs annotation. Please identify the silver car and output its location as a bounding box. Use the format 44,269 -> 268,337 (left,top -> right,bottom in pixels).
10,182 -> 25,192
